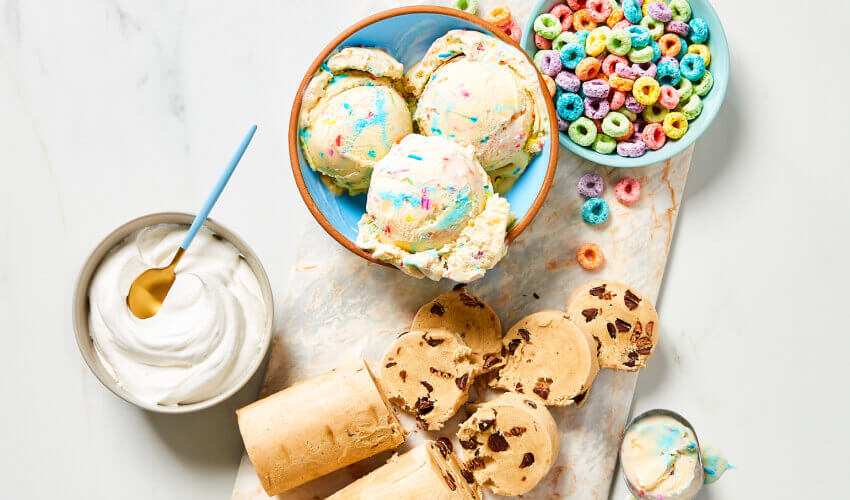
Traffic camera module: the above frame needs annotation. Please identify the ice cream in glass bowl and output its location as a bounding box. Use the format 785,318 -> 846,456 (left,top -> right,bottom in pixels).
289,6 -> 558,282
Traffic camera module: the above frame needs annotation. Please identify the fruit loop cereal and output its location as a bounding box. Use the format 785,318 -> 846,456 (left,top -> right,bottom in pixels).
615,177 -> 641,205
577,242 -> 604,269
531,0 -> 714,157
577,173 -> 605,197
581,197 -> 610,225
452,0 -> 478,15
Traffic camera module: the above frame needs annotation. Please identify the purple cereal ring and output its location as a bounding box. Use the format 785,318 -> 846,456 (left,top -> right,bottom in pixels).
632,62 -> 657,78
555,70 -> 581,92
578,173 -> 605,197
647,1 -> 673,22
617,139 -> 646,157
625,94 -> 645,113
666,20 -> 690,37
584,96 -> 610,119
557,115 -> 571,132
540,50 -> 563,76
582,78 -> 611,98
614,62 -> 639,80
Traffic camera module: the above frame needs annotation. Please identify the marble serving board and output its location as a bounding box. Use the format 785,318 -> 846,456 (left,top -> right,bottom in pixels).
232,2 -> 692,499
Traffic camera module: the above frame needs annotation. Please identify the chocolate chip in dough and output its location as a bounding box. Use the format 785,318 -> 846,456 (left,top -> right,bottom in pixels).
525,400 -> 537,409
460,438 -> 480,450
385,362 -> 397,368
444,473 -> 457,491
508,426 -> 527,436
478,419 -> 495,431
533,384 -> 550,400
424,335 -> 445,347
455,373 -> 469,390
507,338 -> 521,354
435,437 -> 453,457
517,328 -> 531,342
573,391 -> 588,405
482,354 -> 501,369
616,319 -> 632,332
459,292 -> 485,308
416,397 -> 435,415
581,308 -> 599,322
430,302 -> 446,316
589,285 -> 607,298
461,469 -> 475,484
421,381 -> 434,392
400,370 -> 407,382
487,433 -> 510,452
624,290 -> 641,310
429,367 -> 453,378
467,457 -> 486,470
606,323 -> 616,339
519,453 -> 535,468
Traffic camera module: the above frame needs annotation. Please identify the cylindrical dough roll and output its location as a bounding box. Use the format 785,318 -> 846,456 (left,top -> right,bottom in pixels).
236,360 -> 406,496
328,439 -> 482,500
457,392 -> 559,496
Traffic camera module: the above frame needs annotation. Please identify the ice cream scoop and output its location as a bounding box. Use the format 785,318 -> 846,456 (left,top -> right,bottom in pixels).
405,30 -> 549,193
356,134 -> 511,282
298,47 -> 413,195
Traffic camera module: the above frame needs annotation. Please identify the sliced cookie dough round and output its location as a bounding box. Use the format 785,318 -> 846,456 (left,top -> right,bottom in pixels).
565,280 -> 659,371
412,285 -> 503,373
457,392 -> 559,496
380,329 -> 477,431
489,310 -> 599,407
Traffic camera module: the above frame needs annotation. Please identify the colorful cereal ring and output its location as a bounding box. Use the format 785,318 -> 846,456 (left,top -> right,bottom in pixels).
627,25 -> 651,48
658,85 -> 680,109
632,61 -> 657,78
616,139 -> 646,157
695,70 -> 713,96
577,242 -> 604,269
650,39 -> 662,62
488,6 -> 512,27
452,0 -> 478,15
560,41 -> 586,69
602,54 -> 628,75
647,1 -> 672,22
615,177 -> 641,204
610,90 -> 627,110
666,20 -> 690,37
609,73 -> 635,92
539,50 -> 563,76
624,94 -> 645,113
573,9 -> 598,31
662,111 -> 689,139
619,107 -> 638,121
602,111 -> 631,138
687,43 -> 711,67
556,70 -> 582,92
642,102 -> 668,122
584,96 -> 610,119
606,29 -> 632,56
607,6 -> 625,27
503,19 -> 522,42
576,57 -> 602,80
586,27 -> 610,56
689,17 -> 709,44
640,16 -> 665,40
582,197 -> 610,224
578,173 -> 604,197
642,122 -> 666,149
675,76 -> 693,100
632,76 -> 660,105
657,59 -> 681,86
550,4 -> 574,31
567,0 -> 588,10
535,13 -> 563,39
535,33 -> 553,49
681,94 -> 703,120
622,0 -> 643,24
542,74 -> 557,97
587,0 -> 612,23
629,46 -> 654,63
557,92 -> 585,121
583,78 -> 611,98
658,33 -> 682,57
668,0 -> 692,22
553,31 -> 580,51
569,117 -> 598,146
680,53 -> 705,81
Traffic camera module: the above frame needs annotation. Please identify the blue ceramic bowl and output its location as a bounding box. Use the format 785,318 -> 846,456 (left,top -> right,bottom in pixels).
521,0 -> 729,167
290,6 -> 559,266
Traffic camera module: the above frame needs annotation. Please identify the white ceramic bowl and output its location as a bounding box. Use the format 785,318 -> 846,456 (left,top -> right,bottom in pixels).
72,212 -> 274,414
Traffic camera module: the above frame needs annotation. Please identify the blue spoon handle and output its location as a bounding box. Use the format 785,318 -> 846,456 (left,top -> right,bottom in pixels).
181,124 -> 257,250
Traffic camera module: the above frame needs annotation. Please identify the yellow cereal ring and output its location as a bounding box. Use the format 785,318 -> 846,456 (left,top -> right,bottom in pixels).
632,76 -> 660,105
688,43 -> 711,67
662,111 -> 689,139
486,6 -> 512,27
586,27 -> 609,56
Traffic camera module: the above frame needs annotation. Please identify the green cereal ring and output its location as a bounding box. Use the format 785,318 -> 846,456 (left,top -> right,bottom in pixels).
535,14 -> 563,40
681,94 -> 703,120
452,0 -> 478,15
602,111 -> 631,138
668,0 -> 692,23
642,102 -> 669,123
619,108 -> 637,121
640,16 -> 665,40
533,50 -> 548,73
607,29 -> 632,56
553,31 -> 580,51
593,134 -> 618,154
569,117 -> 598,146
675,78 -> 694,101
628,46 -> 655,63
695,70 -> 713,96
688,43 -> 711,67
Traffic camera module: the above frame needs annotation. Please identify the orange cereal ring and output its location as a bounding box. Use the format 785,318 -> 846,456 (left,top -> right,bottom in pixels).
575,57 -> 601,80
607,6 -> 625,27
577,243 -> 604,270
609,73 -> 634,92
658,33 -> 682,57
572,9 -> 597,31
486,6 -> 512,27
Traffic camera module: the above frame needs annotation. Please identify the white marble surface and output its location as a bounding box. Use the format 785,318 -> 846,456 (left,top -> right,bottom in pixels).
1,0 -> 847,499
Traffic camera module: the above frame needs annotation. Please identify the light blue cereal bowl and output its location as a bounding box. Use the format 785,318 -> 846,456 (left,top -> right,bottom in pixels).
290,6 -> 559,267
521,0 -> 729,167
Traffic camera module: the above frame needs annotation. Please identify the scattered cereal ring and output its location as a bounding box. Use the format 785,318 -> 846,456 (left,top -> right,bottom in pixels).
535,13 -> 563,39
567,0 -> 588,11
602,54 -> 628,75
557,92 -> 584,121
606,29 -> 632,56
487,6 -> 512,27
626,25 -> 651,48
662,111 -> 688,139
687,43 -> 711,67
640,16 -> 665,40
610,90 -> 626,110
582,197 -> 610,224
452,0 -> 478,15
542,74 -> 557,97
593,134 -> 618,154
624,94 -> 645,113
550,4 -> 574,31
586,27 -> 610,56
602,111 -> 631,138
642,102 -> 668,122
539,50 -> 563,76
615,178 -> 641,205
577,173 -> 605,197
587,0 -> 612,23
668,0 -> 692,22
535,33 -> 553,49
577,242 -> 604,269
553,31 -> 579,51
658,85 -> 680,109
607,6 -> 625,28
657,59 -> 681,86
632,75 -> 660,105
573,9 -> 597,31
680,53 -> 705,81
681,94 -> 702,120
615,62 -> 639,79
628,46 -> 654,63
584,96 -> 610,119
646,1 -> 672,22
609,73 -> 635,92
560,41 -> 586,69
675,76 -> 693,100
688,17 -> 709,44
622,0 -> 643,24
695,70 -> 713,96
658,33 -> 682,57
569,117 -> 598,146
583,78 -> 611,98
642,122 -> 666,149
632,61 -> 657,78
556,70 -> 582,92
576,57 -> 602,80
503,19 -> 522,42
616,139 -> 646,157
666,20 -> 690,37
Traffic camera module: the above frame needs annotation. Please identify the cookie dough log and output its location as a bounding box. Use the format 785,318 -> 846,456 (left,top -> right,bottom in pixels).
490,310 -> 599,406
328,439 -> 482,500
411,285 -> 504,373
236,360 -> 406,496
457,393 -> 559,496
380,329 -> 477,431
565,280 -> 659,370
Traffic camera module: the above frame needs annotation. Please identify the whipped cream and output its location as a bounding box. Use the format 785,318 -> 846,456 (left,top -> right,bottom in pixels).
88,224 -> 268,406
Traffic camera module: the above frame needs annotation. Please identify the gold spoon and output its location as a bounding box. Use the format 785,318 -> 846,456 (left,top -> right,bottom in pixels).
127,125 -> 257,319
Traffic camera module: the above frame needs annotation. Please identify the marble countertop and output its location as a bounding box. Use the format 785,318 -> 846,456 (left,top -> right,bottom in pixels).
0,0 -> 846,498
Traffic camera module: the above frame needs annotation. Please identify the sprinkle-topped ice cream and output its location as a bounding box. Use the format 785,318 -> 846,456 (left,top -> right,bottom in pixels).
620,414 -> 703,499
405,30 -> 549,193
299,47 -> 413,195
356,134 -> 511,282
